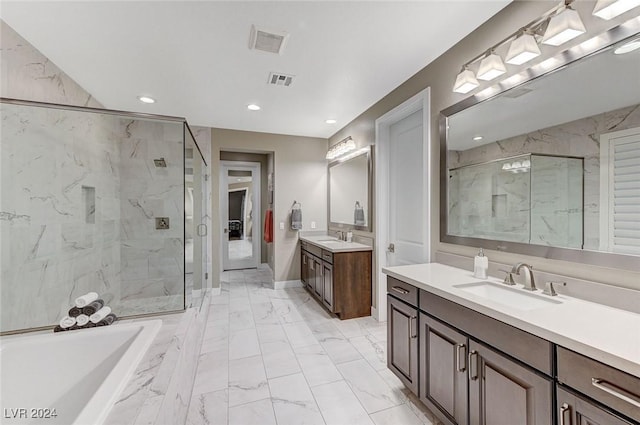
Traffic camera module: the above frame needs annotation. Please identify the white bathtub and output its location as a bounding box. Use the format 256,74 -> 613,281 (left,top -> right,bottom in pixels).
0,319 -> 161,425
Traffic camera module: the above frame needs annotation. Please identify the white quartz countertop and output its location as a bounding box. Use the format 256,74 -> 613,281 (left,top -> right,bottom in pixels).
383,263 -> 640,378
300,235 -> 373,253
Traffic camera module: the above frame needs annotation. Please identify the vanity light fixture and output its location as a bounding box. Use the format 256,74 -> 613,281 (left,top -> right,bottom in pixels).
476,52 -> 507,81
614,37 -> 640,54
451,0 -> 593,94
247,104 -> 261,111
326,136 -> 356,160
505,31 -> 541,65
593,0 -> 640,20
541,4 -> 586,46
138,96 -> 156,104
453,68 -> 479,94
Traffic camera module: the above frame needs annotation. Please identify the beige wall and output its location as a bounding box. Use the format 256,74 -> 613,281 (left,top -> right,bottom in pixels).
329,1 -> 640,290
212,129 -> 328,283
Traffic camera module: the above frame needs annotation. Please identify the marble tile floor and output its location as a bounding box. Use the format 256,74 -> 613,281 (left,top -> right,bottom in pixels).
186,268 -> 442,425
228,238 -> 254,262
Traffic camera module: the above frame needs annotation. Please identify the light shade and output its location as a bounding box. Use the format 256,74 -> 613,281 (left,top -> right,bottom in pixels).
593,0 -> 640,20
326,137 -> 356,160
453,69 -> 479,94
477,53 -> 507,81
615,38 -> 640,54
505,33 -> 541,65
542,7 -> 586,46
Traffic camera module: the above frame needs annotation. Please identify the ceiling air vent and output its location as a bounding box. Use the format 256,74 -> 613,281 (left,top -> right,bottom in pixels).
249,25 -> 289,55
268,72 -> 294,87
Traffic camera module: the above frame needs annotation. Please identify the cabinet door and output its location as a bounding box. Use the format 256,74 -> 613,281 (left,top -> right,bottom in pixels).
322,262 -> 333,311
313,258 -> 323,299
387,295 -> 418,394
301,252 -> 308,285
420,313 -> 468,425
468,340 -> 552,425
557,386 -> 633,425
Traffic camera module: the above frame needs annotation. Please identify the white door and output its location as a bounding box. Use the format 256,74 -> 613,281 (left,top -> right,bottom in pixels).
220,161 -> 261,270
375,88 -> 431,321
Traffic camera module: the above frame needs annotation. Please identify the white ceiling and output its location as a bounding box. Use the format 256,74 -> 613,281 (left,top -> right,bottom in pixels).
0,1 -> 512,138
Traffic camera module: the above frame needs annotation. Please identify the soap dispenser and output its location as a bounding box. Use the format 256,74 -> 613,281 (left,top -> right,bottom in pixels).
473,248 -> 488,279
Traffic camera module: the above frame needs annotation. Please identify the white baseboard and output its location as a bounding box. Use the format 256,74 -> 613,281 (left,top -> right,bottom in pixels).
273,280 -> 303,290
210,287 -> 221,296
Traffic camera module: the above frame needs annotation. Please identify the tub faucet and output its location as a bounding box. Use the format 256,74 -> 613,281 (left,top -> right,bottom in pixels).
511,262 -> 537,291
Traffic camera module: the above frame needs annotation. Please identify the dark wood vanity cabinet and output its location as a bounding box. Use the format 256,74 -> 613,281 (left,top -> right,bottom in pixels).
300,241 -> 371,319
387,276 -> 554,425
387,295 -> 419,394
557,386 -> 635,425
468,340 -> 552,425
419,313 -> 468,425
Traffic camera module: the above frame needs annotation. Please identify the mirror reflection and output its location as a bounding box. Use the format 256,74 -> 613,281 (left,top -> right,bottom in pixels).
227,170 -> 254,261
329,149 -> 370,229
445,34 -> 640,256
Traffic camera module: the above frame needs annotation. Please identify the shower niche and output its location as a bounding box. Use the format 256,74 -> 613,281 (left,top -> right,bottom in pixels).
448,154 -> 584,249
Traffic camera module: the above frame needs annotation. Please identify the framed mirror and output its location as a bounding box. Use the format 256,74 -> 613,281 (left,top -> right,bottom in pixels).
329,147 -> 372,231
440,22 -> 640,272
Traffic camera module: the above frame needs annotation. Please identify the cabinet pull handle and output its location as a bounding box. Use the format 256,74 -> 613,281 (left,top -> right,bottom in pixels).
409,316 -> 417,339
592,378 -> 640,408
468,350 -> 478,381
391,286 -> 410,295
559,402 -> 571,425
456,344 -> 467,372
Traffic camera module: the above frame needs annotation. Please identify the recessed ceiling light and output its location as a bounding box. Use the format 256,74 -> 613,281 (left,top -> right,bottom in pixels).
614,38 -> 640,54
325,119 -> 337,124
247,104 -> 261,111
138,96 -> 155,104
473,136 -> 483,141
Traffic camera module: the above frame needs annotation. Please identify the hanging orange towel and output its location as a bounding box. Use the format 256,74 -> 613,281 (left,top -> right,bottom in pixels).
264,209 -> 273,243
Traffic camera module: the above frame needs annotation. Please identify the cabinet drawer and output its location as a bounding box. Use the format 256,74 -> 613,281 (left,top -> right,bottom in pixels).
557,347 -> 640,422
420,290 -> 553,375
322,250 -> 333,264
301,243 -> 322,258
387,277 -> 418,307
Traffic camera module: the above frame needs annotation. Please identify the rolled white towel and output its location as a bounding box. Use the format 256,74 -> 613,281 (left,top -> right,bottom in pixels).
59,316 -> 77,329
76,314 -> 90,327
75,292 -> 99,308
89,306 -> 112,324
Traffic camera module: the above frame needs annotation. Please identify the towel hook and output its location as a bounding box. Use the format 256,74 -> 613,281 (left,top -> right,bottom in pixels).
292,200 -> 302,210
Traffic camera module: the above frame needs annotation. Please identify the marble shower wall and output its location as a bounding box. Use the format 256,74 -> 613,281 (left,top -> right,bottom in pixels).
117,118 -> 185,314
0,104 -> 186,332
0,104 -> 123,332
449,104 -> 640,250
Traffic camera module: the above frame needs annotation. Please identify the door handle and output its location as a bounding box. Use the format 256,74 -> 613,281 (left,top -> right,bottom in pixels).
559,403 -> 571,425
468,350 -> 479,381
592,378 -> 640,408
456,343 -> 467,372
387,243 -> 395,253
391,286 -> 409,295
409,316 -> 417,339
197,224 -> 207,237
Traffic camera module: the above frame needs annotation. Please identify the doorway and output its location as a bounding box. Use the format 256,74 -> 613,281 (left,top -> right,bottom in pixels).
375,88 -> 431,321
220,161 -> 261,270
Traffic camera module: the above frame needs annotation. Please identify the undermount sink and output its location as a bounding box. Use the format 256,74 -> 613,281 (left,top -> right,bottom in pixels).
453,281 -> 562,311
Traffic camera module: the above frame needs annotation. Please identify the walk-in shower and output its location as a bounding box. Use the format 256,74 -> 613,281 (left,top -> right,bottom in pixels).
0,98 -> 208,334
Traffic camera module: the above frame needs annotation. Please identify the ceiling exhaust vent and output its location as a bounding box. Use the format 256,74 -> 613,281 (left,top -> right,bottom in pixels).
268,72 -> 294,87
249,25 -> 289,55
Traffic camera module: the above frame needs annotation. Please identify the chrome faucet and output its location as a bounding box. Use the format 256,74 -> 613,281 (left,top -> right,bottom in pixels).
511,262 -> 537,291
336,231 -> 345,241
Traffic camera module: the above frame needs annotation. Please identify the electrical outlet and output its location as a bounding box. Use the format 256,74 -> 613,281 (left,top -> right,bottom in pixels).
311,221 -> 316,229
279,222 -> 285,230
155,217 -> 170,229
